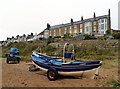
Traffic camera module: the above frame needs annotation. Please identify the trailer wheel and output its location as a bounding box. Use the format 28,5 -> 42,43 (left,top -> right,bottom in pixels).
7,57 -> 9,64
47,68 -> 58,81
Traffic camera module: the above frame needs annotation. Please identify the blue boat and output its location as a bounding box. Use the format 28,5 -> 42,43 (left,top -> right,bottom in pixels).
31,43 -> 102,81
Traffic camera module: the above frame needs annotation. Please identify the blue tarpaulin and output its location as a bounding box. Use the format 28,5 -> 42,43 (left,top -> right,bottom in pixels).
64,52 -> 72,58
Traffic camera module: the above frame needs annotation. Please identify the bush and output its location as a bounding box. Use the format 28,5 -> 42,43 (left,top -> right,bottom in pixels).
45,45 -> 56,52
49,36 -> 52,38
54,36 -> 61,38
112,33 -> 120,39
64,33 -> 70,38
84,35 -> 97,40
47,38 -> 54,46
106,30 -> 111,34
2,40 -> 118,61
6,42 -> 13,47
28,41 -> 33,43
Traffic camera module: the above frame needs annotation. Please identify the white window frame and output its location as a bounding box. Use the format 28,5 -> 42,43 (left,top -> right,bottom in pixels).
70,30 -> 72,34
65,27 -> 67,30
105,19 -> 107,22
86,27 -> 89,32
74,29 -> 77,33
44,30 -> 49,38
59,28 -> 61,36
80,28 -> 82,33
101,31 -> 104,34
94,21 -> 96,25
50,30 -> 51,36
64,30 -> 67,34
85,22 -> 92,34
80,24 -> 82,28
94,26 -> 96,31
54,29 -> 56,36
101,24 -> 104,30
74,25 -> 77,28
105,24 -> 107,30
101,19 -> 104,23
99,19 -> 108,35
64,27 -> 67,34
105,19 -> 107,30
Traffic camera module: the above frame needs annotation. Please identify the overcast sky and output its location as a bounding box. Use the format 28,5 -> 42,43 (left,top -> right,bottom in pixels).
0,0 -> 119,41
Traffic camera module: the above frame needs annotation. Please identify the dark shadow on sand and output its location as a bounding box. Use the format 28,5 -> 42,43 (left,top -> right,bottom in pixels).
35,71 -> 83,80
7,61 -> 19,64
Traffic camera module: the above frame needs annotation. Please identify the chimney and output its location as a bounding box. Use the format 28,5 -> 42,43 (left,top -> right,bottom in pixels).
47,23 -> 50,29
108,9 -> 111,33
108,9 -> 110,16
71,18 -> 73,23
81,16 -> 83,21
94,12 -> 96,18
7,37 -> 9,40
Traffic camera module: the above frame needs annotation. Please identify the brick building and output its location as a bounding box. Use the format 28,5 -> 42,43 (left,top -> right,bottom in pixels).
44,9 -> 111,38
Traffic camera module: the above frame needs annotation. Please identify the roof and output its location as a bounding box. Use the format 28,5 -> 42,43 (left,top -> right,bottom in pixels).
46,15 -> 109,30
38,31 -> 44,36
27,35 -> 34,39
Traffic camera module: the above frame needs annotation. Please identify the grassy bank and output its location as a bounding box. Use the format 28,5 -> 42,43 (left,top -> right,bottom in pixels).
2,39 -> 118,61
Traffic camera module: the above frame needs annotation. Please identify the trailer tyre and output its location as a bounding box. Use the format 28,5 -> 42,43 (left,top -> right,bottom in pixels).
47,68 -> 58,81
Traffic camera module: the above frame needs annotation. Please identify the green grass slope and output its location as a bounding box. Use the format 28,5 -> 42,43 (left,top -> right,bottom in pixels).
2,39 -> 118,61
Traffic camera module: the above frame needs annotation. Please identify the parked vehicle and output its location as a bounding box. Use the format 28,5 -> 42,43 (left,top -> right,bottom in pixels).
31,43 -> 102,81
6,48 -> 21,64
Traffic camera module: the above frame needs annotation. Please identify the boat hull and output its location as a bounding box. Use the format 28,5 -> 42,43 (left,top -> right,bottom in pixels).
58,67 -> 100,79
32,56 -> 101,79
